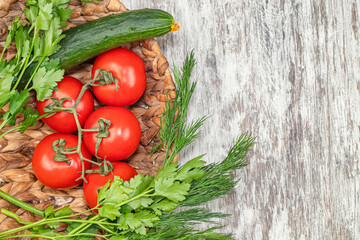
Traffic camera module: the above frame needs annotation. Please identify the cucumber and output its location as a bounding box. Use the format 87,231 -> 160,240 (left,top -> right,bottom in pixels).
19,9 -> 175,89
54,8 -> 175,69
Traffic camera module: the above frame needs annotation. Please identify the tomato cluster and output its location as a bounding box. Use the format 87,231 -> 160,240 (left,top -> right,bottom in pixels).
32,48 -> 144,209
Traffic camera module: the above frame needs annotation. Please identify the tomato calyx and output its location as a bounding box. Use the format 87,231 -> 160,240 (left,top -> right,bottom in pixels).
95,118 -> 111,157
52,138 -> 77,164
90,69 -> 119,91
42,97 -> 73,114
84,160 -> 114,176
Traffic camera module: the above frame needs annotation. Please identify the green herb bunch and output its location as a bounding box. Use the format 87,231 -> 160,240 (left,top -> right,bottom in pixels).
0,0 -> 73,135
0,52 -> 255,239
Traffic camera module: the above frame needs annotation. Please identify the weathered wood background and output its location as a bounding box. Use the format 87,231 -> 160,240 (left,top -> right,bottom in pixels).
128,0 -> 360,239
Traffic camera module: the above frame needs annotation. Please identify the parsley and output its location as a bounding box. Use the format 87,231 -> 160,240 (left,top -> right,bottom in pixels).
0,0 -> 72,135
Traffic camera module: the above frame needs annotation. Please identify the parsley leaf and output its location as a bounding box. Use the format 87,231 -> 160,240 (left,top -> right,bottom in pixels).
31,67 -> 64,101
175,154 -> 206,183
150,199 -> 178,215
19,108 -> 39,133
99,204 -> 121,221
0,65 -> 16,107
154,177 -> 191,203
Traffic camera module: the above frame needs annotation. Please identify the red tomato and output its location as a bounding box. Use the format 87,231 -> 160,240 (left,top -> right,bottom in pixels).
36,76 -> 94,133
91,48 -> 146,106
83,106 -> 141,161
83,162 -> 138,209
32,133 -> 92,189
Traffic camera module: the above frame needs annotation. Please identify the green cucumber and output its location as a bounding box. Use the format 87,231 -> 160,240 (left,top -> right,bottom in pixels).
19,9 -> 176,89
53,9 -> 175,69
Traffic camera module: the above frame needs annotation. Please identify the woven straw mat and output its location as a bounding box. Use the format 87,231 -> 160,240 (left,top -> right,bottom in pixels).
0,0 -> 176,234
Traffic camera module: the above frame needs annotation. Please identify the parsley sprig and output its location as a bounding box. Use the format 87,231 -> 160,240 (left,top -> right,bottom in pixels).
0,52 -> 255,239
0,0 -> 72,135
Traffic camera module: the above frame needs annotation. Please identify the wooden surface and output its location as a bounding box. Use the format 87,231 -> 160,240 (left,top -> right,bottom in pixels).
127,1 -> 360,239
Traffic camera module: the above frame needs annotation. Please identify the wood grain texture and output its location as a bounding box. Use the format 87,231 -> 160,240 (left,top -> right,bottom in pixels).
127,0 -> 360,239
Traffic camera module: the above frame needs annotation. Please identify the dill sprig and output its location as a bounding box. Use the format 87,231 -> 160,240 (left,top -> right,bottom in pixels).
181,133 -> 255,207
159,50 -> 207,167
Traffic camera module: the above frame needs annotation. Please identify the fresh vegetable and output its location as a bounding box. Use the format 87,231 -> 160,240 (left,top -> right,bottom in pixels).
0,0 -> 72,135
0,53 -> 255,240
83,162 -> 138,209
51,9 -> 176,70
36,76 -> 94,133
37,69 -> 119,183
83,106 -> 141,161
91,48 -> 146,106
1,6 -> 177,137
32,133 -> 92,189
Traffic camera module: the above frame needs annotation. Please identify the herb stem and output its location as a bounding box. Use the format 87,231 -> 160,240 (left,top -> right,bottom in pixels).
69,189 -> 154,235
0,190 -> 44,217
12,27 -> 38,91
0,234 -> 56,240
0,219 -> 46,238
0,119 -> 10,132
0,209 -> 32,225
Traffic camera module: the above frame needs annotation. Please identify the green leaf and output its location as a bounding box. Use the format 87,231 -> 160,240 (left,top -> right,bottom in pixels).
97,179 -> 111,204
26,0 -> 38,6
24,6 -> 39,24
150,199 -> 178,215
5,17 -> 21,49
44,205 -> 54,217
2,112 -> 16,126
153,161 -> 178,182
127,197 -> 153,210
56,8 -> 73,25
0,64 -> 16,106
118,212 -> 141,231
102,178 -> 130,205
54,205 -> 73,217
30,224 -> 63,236
19,108 -> 39,133
134,210 -> 159,228
124,174 -> 153,198
175,154 -> 206,183
44,17 -> 65,56
155,177 -> 191,203
31,67 -> 64,101
53,0 -> 70,8
41,58 -> 61,71
47,221 -> 60,229
36,3 -> 53,30
99,204 -> 121,221
9,90 -> 29,116
33,34 -> 45,61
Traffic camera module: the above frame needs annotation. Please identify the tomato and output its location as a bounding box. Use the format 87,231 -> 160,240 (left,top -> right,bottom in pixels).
83,106 -> 141,161
36,76 -> 94,133
83,162 -> 138,209
32,133 -> 92,189
91,48 -> 146,106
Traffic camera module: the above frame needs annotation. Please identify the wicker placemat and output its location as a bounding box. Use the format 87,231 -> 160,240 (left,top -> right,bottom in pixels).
0,0 -> 175,234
